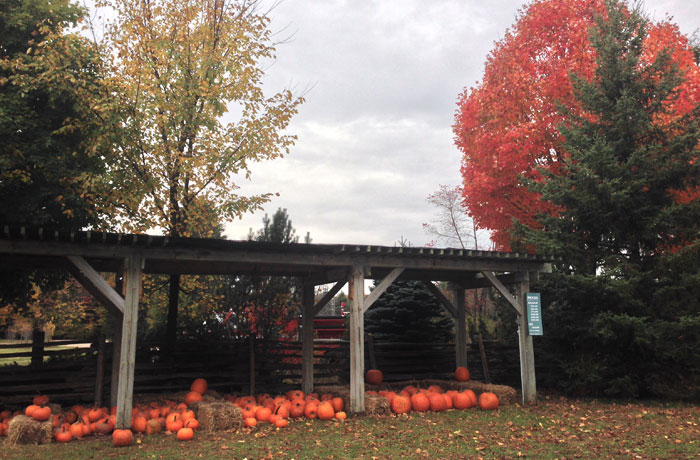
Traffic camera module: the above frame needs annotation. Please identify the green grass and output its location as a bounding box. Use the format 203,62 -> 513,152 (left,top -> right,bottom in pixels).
2,396 -> 698,459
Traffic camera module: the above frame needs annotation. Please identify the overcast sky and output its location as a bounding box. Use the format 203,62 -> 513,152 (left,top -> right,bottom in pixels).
224,0 -> 700,247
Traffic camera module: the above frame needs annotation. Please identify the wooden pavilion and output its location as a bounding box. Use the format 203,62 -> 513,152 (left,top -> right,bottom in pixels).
0,226 -> 552,427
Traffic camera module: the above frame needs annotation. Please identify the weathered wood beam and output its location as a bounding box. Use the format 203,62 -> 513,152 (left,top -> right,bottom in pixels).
453,287 -> 467,368
481,271 -> 521,315
348,265 -> 366,414
306,268 -> 349,286
422,281 -> 457,318
311,280 -> 346,317
67,256 -> 124,315
301,283 -> 315,395
517,272 -> 536,404
115,254 -> 142,429
363,268 -> 404,313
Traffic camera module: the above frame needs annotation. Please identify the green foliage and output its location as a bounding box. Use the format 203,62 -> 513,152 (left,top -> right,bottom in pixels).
365,280 -> 453,344
521,1 -> 700,399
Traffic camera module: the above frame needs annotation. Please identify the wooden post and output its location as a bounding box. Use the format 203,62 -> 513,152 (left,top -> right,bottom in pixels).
476,333 -> 490,384
249,334 -> 255,396
301,282 -> 315,395
94,333 -> 106,407
110,272 -> 124,408
348,265 -> 365,414
453,286 -> 467,368
517,271 -> 536,405
30,329 -> 45,367
115,254 -> 142,429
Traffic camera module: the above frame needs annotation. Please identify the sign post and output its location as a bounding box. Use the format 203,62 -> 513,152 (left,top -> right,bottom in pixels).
526,293 -> 543,336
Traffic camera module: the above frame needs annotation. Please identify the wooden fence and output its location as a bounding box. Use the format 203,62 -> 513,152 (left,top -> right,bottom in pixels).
0,337 -> 528,407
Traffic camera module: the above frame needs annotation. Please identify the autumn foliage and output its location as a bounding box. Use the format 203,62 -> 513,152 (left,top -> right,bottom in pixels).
454,0 -> 700,249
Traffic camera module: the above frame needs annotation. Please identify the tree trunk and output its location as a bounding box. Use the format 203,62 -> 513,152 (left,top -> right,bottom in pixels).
164,273 -> 180,358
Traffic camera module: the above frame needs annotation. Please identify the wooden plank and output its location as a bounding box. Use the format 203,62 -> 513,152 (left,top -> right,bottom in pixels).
453,287 -> 467,368
517,272 -> 536,404
68,256 -> 125,315
115,254 -> 141,429
348,265 -> 365,413
301,282 -> 315,395
363,268 -> 404,313
311,280 -> 346,316
481,271 -> 522,315
422,281 -> 457,318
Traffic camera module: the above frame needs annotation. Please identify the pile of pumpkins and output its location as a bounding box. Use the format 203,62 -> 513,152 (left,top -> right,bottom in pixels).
0,366 -> 498,447
364,366 -> 500,414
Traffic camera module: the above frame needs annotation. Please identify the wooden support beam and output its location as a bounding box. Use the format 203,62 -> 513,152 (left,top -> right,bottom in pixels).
422,281 -> 457,318
517,272 -> 537,404
311,280 -> 346,316
68,256 -> 125,315
481,271 -> 521,315
363,268 -> 404,313
110,272 -> 123,409
301,282 -> 315,395
115,254 -> 142,429
453,287 -> 467,368
348,265 -> 366,414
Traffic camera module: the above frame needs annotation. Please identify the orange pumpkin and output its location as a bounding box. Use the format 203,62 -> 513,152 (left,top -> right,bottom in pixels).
165,413 -> 184,432
274,403 -> 290,419
181,409 -> 196,421
464,390 -> 478,408
185,418 -> 199,430
245,417 -> 257,427
442,393 -> 453,410
303,402 -> 318,419
428,393 -> 447,412
177,427 -> 194,441
452,391 -> 471,410
88,407 -> 103,422
478,392 -> 499,411
184,391 -> 203,405
427,385 -> 444,394
391,394 -> 412,414
410,393 -> 430,412
286,390 -> 304,401
289,399 -> 305,418
455,366 -> 470,382
54,429 -> 72,443
335,411 -> 347,420
131,415 -> 147,433
190,378 -> 207,395
94,417 -> 113,435
33,395 -> 50,406
63,411 -> 78,424
24,405 -> 40,417
365,369 -> 383,385
274,418 -> 289,428
402,385 -> 419,396
112,428 -> 133,447
317,401 -> 335,420
32,406 -> 51,422
255,407 -> 271,423
331,397 -> 344,412
146,418 -> 162,435
69,422 -> 84,439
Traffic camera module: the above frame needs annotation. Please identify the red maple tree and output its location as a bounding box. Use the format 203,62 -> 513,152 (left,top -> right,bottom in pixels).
454,0 -> 700,249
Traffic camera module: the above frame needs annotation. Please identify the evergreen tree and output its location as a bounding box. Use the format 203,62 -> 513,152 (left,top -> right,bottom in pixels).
365,280 -> 453,344
521,0 -> 700,398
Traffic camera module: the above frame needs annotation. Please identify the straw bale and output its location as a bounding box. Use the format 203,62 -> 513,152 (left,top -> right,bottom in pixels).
190,401 -> 242,432
6,415 -> 52,446
364,394 -> 390,416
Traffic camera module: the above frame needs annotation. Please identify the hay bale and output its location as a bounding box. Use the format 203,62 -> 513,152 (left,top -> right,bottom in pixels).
7,415 -> 52,446
190,401 -> 242,432
364,394 -> 390,416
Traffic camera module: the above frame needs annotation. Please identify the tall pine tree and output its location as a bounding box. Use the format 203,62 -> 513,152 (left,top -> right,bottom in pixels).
521,0 -> 700,398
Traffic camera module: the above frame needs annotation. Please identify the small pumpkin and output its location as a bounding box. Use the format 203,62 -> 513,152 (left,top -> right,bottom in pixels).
335,411 -> 347,421
55,429 -> 72,443
88,407 -> 103,422
177,427 -> 194,441
455,366 -> 470,382
391,394 -> 412,414
255,406 -> 271,423
185,418 -> 199,430
33,395 -> 50,406
274,418 -> 288,428
245,417 -> 257,427
69,422 -> 84,439
303,402 -> 318,419
32,406 -> 51,422
112,428 -> 133,447
131,415 -> 147,433
289,399 -> 305,418
24,405 -> 40,417
331,397 -> 344,412
184,391 -> 203,406
145,418 -> 162,435
165,413 -> 184,432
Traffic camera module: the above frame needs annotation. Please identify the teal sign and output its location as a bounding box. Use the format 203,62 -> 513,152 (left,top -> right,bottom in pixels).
526,293 -> 543,336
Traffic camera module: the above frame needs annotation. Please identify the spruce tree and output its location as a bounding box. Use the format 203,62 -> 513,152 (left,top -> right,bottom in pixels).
521,0 -> 700,398
365,280 -> 453,344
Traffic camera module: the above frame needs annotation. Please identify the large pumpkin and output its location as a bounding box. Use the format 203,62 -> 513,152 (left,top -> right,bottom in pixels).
317,401 -> 335,420
410,393 -> 430,412
303,402 -> 318,419
365,369 -> 383,385
478,392 -> 499,411
390,394 -> 412,414
112,429 -> 133,447
32,406 -> 51,422
428,393 -> 447,412
289,399 -> 306,418
331,397 -> 344,412
455,366 -> 470,382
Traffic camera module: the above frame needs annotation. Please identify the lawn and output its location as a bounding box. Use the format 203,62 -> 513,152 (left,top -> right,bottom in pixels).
2,395 -> 698,459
